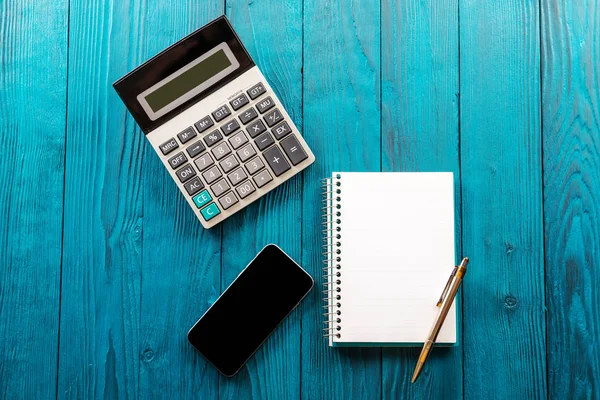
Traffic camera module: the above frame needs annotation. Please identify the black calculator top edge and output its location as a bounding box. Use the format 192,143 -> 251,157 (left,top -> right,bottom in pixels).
113,15 -> 255,135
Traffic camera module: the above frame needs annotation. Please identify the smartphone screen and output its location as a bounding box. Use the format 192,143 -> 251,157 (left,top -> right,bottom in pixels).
187,244 -> 313,376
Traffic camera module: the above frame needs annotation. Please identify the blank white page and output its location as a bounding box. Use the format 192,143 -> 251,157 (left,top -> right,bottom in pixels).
332,172 -> 456,345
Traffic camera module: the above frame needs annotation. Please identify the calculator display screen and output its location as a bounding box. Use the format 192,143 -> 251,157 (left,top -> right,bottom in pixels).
137,42 -> 240,120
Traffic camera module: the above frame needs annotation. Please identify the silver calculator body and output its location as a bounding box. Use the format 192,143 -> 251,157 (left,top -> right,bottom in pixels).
114,16 -> 314,228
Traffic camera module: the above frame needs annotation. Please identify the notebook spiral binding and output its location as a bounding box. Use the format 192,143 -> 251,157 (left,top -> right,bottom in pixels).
322,174 -> 342,340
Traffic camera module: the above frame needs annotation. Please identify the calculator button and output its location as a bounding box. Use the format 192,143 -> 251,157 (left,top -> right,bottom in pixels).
184,177 -> 205,196
194,116 -> 214,133
255,132 -> 275,151
159,138 -> 178,155
228,131 -> 249,150
212,105 -> 231,122
177,127 -> 197,144
280,135 -> 308,165
239,107 -> 258,124
194,153 -> 214,171
228,168 -> 248,186
253,170 -> 273,188
186,140 -> 206,158
211,179 -> 231,197
211,142 -> 231,161
219,154 -> 239,173
200,203 -> 220,221
245,157 -> 265,175
176,164 -> 197,183
236,180 -> 256,199
202,166 -> 222,185
237,144 -> 257,162
247,82 -> 266,100
256,96 -> 275,113
193,189 -> 212,208
264,108 -> 283,127
230,93 -> 249,111
221,119 -> 240,136
218,191 -> 239,210
272,121 -> 291,140
203,130 -> 223,147
168,152 -> 188,169
246,119 -> 267,138
263,145 -> 291,176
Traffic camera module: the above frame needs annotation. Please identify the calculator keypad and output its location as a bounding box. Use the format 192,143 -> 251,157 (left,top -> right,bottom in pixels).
211,142 -> 231,161
187,140 -> 205,158
168,152 -> 187,169
204,130 -> 223,147
236,180 -> 256,199
264,108 -> 283,127
178,127 -> 197,144
211,179 -> 231,197
245,157 -> 265,175
246,119 -> 267,138
176,164 -> 196,183
221,119 -> 240,136
228,168 -> 248,186
202,166 -> 222,185
219,155 -> 239,173
280,135 -> 308,165
239,107 -> 258,124
212,105 -> 231,122
255,132 -> 274,151
194,153 -> 214,171
160,138 -> 179,155
237,144 -> 257,162
159,81 -> 312,226
184,177 -> 204,196
194,116 -> 214,133
229,131 -> 248,150
263,145 -> 291,176
230,93 -> 249,110
247,82 -> 266,99
256,96 -> 275,113
219,191 -> 239,209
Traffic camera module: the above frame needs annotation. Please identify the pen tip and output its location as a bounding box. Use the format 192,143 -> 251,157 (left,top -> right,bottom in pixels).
411,365 -> 421,383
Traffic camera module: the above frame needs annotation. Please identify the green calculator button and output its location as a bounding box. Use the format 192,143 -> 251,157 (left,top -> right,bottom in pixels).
193,190 -> 212,208
200,203 -> 220,221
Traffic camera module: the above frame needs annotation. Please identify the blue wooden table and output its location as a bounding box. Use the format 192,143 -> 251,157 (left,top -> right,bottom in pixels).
1,0 -> 599,398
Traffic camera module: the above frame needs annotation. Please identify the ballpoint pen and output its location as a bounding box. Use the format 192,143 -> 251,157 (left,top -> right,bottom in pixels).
411,257 -> 469,383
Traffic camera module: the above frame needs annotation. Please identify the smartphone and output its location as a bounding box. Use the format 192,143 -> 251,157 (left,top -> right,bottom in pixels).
187,244 -> 313,376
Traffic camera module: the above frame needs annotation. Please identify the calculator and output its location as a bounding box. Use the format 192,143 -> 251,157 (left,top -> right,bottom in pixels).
113,16 -> 315,228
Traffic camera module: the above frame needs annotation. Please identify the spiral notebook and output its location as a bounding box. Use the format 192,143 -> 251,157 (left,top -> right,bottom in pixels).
323,172 -> 457,347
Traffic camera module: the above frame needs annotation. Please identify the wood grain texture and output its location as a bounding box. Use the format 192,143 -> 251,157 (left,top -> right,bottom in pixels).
5,0 -> 600,398
0,0 -> 68,398
137,3 -> 223,399
460,0 -> 547,398
541,0 -> 600,398
220,1 -> 304,399
300,0 -> 382,398
57,0 -> 145,397
380,0 -> 462,398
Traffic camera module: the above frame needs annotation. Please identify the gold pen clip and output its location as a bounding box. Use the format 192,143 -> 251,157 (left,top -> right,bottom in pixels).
436,258 -> 469,307
437,266 -> 457,307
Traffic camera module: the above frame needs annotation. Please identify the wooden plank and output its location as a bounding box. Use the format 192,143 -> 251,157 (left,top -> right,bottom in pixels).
380,0 -> 462,398
57,0 -> 146,397
300,0 -> 382,398
219,2 -> 304,399
137,3 -> 223,399
541,0 -> 600,397
0,1 -> 68,398
459,0 -> 547,398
